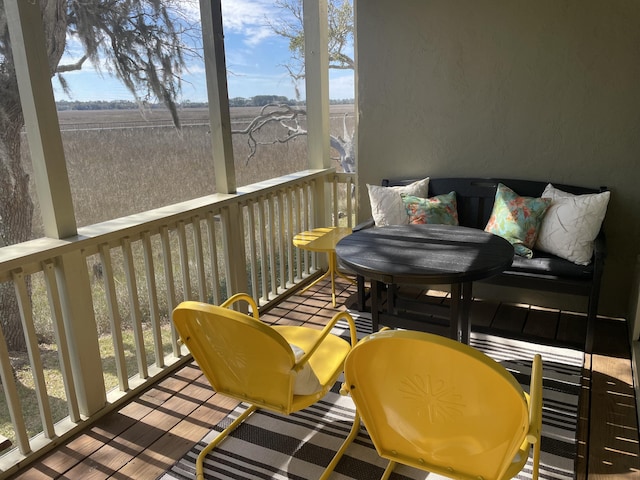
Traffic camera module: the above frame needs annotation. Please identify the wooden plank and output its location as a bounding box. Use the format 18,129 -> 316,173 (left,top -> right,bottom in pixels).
557,311 -> 588,347
588,352 -> 640,477
587,318 -> 640,479
11,412 -> 140,479
469,299 -> 499,328
12,364 -> 201,479
63,375 -> 217,478
116,394 -> 239,479
522,307 -> 560,339
138,366 -> 200,408
397,285 -> 429,300
490,303 -> 528,333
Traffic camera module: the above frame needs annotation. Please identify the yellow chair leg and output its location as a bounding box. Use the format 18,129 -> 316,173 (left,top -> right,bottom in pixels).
380,460 -> 398,480
532,439 -> 541,480
319,414 -> 362,480
196,405 -> 258,480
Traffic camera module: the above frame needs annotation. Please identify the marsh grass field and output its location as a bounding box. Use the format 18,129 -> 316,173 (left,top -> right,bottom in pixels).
2,105 -> 355,448
32,105 -> 355,230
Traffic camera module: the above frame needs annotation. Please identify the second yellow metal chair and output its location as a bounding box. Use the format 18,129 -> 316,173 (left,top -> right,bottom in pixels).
172,294 -> 358,480
323,329 -> 543,480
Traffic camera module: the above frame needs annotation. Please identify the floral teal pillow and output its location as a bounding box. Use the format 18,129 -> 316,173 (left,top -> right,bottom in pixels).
401,191 -> 459,225
484,183 -> 552,258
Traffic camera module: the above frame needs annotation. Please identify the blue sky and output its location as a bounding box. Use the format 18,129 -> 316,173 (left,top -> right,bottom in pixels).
53,0 -> 354,103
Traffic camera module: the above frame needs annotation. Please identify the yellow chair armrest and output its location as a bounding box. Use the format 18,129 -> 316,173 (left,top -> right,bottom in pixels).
220,293 -> 260,319
293,311 -> 357,372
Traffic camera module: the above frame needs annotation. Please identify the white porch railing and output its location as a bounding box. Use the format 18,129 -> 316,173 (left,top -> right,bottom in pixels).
0,168 -> 356,477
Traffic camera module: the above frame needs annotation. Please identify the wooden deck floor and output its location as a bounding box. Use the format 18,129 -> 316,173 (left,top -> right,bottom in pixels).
9,278 -> 640,479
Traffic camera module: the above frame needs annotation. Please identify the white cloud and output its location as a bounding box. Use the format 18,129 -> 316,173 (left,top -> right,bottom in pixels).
221,0 -> 282,47
175,0 -> 201,20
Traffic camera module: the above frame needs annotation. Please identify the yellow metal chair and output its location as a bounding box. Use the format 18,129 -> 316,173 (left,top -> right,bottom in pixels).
172,294 -> 358,480
324,329 -> 543,480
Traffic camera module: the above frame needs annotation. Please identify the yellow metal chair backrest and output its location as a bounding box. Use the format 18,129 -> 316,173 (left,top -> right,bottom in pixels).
341,330 -> 542,480
173,300 -> 298,413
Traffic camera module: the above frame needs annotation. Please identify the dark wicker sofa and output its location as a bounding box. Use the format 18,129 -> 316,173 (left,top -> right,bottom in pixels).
356,177 -> 608,353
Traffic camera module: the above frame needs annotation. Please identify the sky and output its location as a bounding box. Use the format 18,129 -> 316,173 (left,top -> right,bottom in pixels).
52,0 -> 355,103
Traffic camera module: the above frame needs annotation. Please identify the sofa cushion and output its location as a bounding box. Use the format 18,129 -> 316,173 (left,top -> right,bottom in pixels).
485,183 -> 552,258
367,177 -> 430,227
536,184 -> 610,265
401,191 -> 459,225
509,251 -> 595,279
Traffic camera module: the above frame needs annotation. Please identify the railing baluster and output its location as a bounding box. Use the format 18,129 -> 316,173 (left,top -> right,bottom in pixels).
176,221 -> 192,301
12,269 -> 55,440
286,187 -> 295,286
332,178 -> 339,227
220,207 -> 233,300
122,238 -> 148,379
294,185 -> 303,279
346,175 -> 354,228
205,212 -> 222,305
191,217 -> 207,302
244,202 -> 259,301
99,244 -> 129,391
267,195 -> 278,297
303,182 -> 316,272
142,232 -> 163,369
0,298 -> 29,454
42,260 -> 80,422
257,197 -> 269,302
277,191 -> 286,291
159,226 -> 180,356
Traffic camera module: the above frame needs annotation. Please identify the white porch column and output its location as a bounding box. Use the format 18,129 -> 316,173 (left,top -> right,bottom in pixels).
200,0 -> 236,195
200,0 -> 248,296
304,0 -> 332,228
5,0 -> 106,415
5,0 -> 76,239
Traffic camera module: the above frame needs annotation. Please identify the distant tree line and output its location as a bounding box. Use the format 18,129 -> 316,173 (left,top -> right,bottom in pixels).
56,96 -> 354,111
56,100 -> 141,111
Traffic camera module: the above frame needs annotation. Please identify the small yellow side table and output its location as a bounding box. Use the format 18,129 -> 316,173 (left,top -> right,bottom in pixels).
293,227 -> 353,306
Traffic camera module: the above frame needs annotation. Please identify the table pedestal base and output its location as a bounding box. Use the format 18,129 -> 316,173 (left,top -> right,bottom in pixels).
369,279 -> 473,344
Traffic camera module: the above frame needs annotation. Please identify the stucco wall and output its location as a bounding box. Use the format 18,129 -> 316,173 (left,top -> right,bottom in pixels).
354,0 -> 640,319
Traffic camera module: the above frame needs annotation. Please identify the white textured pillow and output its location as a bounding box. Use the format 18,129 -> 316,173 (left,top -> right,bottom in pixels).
367,177 -> 430,227
290,344 -> 322,395
535,184 -> 610,265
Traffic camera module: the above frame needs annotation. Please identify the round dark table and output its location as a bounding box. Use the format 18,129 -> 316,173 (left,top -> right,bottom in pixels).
335,224 -> 514,343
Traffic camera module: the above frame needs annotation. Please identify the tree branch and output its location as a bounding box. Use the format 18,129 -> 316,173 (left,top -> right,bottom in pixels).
56,54 -> 90,73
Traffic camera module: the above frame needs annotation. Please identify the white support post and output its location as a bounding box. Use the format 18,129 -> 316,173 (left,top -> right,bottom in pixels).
200,0 -> 250,300
56,251 -> 107,416
304,0 -> 331,171
221,204 -> 249,303
5,0 -> 77,239
304,0 -> 332,228
6,1 -> 105,416
200,0 -> 236,194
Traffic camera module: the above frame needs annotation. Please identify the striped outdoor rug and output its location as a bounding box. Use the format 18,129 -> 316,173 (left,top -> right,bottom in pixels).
160,312 -> 583,480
